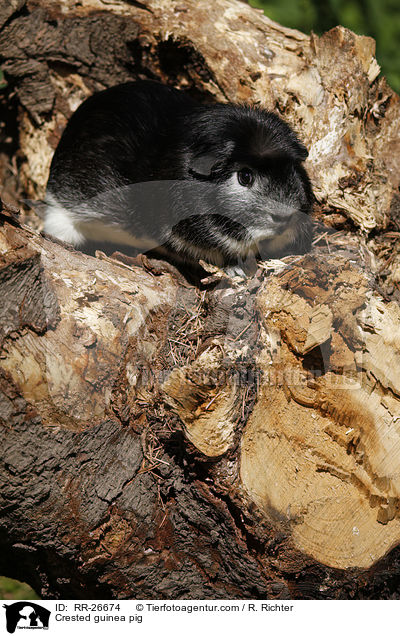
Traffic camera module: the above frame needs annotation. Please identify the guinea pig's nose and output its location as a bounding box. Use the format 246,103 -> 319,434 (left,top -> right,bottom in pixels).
271,212 -> 294,224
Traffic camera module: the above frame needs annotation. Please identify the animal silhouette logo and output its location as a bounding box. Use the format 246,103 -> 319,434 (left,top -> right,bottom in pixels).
3,602 -> 50,633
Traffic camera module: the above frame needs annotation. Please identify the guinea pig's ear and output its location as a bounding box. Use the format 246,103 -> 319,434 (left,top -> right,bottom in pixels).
189,153 -> 220,178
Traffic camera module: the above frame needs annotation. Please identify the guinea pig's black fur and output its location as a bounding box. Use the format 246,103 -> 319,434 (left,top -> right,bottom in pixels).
45,80 -> 313,272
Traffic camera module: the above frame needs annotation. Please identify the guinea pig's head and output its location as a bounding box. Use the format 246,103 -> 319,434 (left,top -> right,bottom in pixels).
181,104 -> 314,258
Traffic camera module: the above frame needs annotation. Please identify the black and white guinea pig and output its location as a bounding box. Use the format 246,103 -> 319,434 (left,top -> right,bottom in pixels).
44,80 -> 313,273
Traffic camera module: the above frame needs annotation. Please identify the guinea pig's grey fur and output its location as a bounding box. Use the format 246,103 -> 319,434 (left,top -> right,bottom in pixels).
44,80 -> 313,271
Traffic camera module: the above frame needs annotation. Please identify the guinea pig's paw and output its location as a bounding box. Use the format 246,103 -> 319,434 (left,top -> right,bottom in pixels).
224,265 -> 247,279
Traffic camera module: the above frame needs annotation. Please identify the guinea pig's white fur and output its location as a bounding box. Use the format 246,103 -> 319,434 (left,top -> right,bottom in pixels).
45,193 -> 159,251
44,80 -> 313,269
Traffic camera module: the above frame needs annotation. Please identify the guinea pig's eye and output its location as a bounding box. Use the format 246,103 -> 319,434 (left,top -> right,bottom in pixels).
237,168 -> 255,187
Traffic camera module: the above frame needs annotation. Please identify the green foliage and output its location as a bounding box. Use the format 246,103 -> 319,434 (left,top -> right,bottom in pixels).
248,0 -> 400,92
0,577 -> 39,600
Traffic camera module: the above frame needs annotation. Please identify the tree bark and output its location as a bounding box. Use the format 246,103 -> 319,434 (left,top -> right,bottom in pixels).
1,0 -> 400,599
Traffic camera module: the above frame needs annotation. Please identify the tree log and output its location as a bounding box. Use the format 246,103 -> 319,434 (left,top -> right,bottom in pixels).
1,0 -> 400,599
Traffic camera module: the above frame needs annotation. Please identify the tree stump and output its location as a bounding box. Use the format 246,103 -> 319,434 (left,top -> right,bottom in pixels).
1,0 -> 400,599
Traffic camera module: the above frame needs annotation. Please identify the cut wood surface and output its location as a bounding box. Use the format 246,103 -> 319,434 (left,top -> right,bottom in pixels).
1,0 -> 400,599
3,204 -> 400,597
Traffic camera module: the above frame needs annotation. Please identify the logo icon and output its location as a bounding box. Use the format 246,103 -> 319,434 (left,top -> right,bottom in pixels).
3,602 -> 50,634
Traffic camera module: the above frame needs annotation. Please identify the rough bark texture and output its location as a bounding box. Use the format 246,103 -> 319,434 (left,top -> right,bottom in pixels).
1,0 -> 400,600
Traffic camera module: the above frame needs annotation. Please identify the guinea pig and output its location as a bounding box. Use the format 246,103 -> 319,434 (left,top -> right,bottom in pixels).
44,80 -> 313,274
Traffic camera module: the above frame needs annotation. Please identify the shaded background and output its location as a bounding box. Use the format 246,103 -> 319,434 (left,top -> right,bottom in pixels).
0,0 -> 399,602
